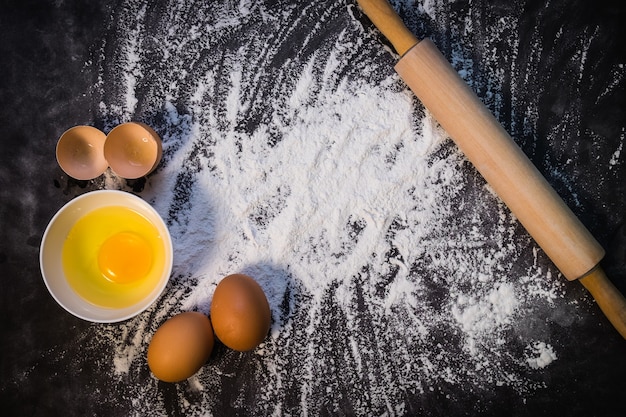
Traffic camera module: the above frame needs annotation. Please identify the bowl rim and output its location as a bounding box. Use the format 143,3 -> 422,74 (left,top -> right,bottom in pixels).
39,190 -> 173,323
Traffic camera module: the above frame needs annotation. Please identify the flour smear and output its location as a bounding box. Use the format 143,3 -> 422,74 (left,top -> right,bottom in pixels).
63,0 -> 606,415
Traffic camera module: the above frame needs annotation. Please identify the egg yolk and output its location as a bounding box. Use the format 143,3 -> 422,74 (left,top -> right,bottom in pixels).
97,231 -> 153,284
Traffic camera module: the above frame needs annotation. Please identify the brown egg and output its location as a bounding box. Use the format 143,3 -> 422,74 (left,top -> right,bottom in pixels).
104,122 -> 162,179
210,274 -> 271,351
147,312 -> 214,383
56,125 -> 109,180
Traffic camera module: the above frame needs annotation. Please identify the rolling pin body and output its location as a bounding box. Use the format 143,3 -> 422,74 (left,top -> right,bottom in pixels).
395,40 -> 604,281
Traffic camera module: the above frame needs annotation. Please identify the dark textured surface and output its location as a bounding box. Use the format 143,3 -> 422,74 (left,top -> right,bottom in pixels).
1,1 -> 625,416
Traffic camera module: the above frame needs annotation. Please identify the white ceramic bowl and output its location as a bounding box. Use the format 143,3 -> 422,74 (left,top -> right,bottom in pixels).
40,190 -> 173,323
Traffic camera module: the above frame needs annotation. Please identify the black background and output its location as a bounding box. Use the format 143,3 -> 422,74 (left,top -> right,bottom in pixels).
1,0 -> 625,416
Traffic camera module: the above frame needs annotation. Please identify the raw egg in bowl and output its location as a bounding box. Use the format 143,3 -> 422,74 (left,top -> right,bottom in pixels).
40,190 -> 173,322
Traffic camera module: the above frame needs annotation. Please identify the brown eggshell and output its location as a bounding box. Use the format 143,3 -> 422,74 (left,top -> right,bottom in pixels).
56,125 -> 108,180
210,274 -> 271,351
147,311 -> 214,383
104,122 -> 163,179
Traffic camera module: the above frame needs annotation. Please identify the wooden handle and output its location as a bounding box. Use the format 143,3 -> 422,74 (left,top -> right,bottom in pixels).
579,267 -> 626,338
356,0 -> 419,56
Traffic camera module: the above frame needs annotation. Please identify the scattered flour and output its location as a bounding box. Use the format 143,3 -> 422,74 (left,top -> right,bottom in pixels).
609,136 -> 623,168
525,341 -> 557,369
452,282 -> 520,355
58,0 -> 618,415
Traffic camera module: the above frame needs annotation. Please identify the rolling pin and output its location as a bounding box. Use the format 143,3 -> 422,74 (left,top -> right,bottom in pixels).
356,0 -> 626,338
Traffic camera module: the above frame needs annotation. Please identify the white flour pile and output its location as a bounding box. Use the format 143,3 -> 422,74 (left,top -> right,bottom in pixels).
60,0 -> 600,415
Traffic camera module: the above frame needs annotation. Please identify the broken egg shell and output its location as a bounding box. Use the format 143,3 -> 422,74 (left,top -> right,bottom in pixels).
56,125 -> 108,180
104,122 -> 162,179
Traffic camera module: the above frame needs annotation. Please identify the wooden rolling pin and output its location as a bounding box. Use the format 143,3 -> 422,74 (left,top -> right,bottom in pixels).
356,0 -> 626,338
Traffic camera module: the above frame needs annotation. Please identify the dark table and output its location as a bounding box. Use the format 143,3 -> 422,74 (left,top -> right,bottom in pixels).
1,0 -> 625,416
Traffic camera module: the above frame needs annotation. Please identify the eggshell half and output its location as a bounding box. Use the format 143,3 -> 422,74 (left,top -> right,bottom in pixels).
104,122 -> 162,179
147,312 -> 214,383
56,125 -> 108,180
210,274 -> 271,351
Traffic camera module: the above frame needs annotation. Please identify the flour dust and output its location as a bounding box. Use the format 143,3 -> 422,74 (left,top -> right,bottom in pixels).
55,0 -> 610,415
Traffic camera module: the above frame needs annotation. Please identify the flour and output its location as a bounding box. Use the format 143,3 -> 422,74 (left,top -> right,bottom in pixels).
72,0 -> 603,415
452,282 -> 520,355
525,342 -> 557,369
609,138 -> 623,168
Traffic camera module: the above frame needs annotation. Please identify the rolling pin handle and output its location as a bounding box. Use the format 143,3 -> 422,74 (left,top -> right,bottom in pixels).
356,0 -> 419,56
579,267 -> 626,339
